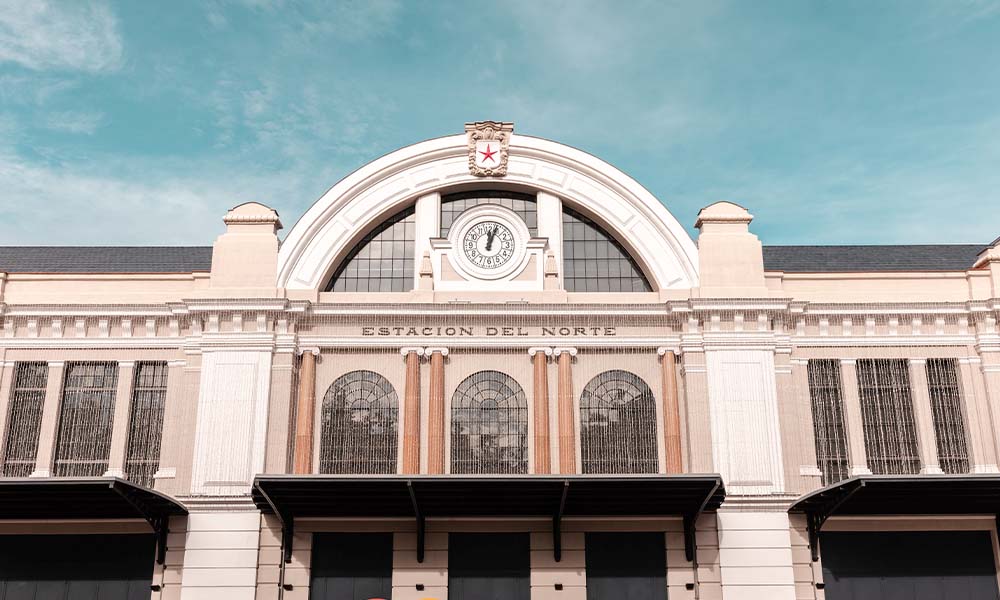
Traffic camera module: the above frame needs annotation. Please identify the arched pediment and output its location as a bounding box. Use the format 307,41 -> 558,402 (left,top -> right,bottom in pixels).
277,133 -> 699,290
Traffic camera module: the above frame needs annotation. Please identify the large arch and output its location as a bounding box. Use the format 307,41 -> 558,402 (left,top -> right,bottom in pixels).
278,134 -> 699,290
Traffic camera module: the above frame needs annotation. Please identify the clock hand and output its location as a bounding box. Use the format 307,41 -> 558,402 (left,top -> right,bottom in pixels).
485,225 -> 498,251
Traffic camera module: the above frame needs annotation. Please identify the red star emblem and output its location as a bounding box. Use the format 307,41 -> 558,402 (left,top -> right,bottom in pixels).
479,144 -> 498,163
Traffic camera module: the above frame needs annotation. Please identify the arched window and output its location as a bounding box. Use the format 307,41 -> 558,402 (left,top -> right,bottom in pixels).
320,370 -> 398,474
326,206 -> 415,292
450,370 -> 528,474
562,206 -> 652,292
579,370 -> 658,474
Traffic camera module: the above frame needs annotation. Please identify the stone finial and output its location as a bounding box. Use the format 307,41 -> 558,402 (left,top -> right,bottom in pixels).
223,202 -> 283,233
694,201 -> 753,230
694,201 -> 767,296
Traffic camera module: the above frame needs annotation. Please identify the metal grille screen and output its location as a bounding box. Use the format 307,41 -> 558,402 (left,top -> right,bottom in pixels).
579,369 -> 658,474
124,362 -> 168,487
1,362 -> 48,477
807,359 -> 850,485
926,358 -> 970,474
320,370 -> 399,474
451,370 -> 528,474
54,362 -> 118,477
857,358 -> 920,475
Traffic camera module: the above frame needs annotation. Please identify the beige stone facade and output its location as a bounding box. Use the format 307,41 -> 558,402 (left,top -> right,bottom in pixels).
1,128 -> 1000,600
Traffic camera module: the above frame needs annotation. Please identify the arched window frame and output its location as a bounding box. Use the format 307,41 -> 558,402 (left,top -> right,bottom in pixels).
450,370 -> 528,475
319,370 -> 399,474
561,206 -> 653,293
579,369 -> 659,474
325,205 -> 416,292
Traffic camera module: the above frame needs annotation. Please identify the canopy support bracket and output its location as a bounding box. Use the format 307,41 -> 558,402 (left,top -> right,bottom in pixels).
806,479 -> 866,562
553,481 -> 569,563
684,478 -> 722,563
109,481 -> 171,565
408,481 -> 425,564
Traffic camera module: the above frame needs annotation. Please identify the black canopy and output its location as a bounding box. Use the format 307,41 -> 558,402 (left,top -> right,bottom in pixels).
253,474 -> 725,563
0,477 -> 188,563
789,475 -> 1000,561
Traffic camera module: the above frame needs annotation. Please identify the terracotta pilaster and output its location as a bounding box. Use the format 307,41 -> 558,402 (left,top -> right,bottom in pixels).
529,347 -> 552,474
426,347 -> 448,474
657,348 -> 683,474
401,347 -> 424,474
554,347 -> 577,474
292,349 -> 318,474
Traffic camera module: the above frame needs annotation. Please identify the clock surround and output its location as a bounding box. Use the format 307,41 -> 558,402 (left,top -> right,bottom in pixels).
448,204 -> 531,281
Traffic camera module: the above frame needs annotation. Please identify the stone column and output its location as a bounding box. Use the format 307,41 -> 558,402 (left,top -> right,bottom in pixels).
959,358 -> 999,472
104,360 -> 136,477
908,358 -> 942,474
657,348 -> 683,473
529,347 -> 552,474
839,359 -> 871,475
401,347 -> 424,474
292,349 -> 318,474
31,360 -> 65,477
426,347 -> 448,474
554,347 -> 577,474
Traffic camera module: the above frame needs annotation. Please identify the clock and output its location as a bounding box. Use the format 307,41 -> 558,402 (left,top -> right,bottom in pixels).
448,204 -> 529,281
462,221 -> 515,270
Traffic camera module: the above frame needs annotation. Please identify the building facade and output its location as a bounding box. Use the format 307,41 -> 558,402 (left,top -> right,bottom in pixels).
1,122 -> 1000,600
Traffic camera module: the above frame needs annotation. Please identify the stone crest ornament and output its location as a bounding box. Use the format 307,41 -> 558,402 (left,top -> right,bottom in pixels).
466,120 -> 513,177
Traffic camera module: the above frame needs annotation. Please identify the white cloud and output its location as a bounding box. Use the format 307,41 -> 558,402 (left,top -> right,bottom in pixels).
43,110 -> 106,134
0,0 -> 123,72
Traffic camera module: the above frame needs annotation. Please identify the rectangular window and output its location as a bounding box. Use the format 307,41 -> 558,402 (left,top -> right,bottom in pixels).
856,359 -> 920,475
807,359 -> 850,485
1,362 -> 48,477
53,362 -> 118,477
926,358 -> 970,474
124,362 -> 169,488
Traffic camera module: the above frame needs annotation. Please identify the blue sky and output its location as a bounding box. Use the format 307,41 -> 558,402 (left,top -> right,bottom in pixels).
1,1 -> 999,245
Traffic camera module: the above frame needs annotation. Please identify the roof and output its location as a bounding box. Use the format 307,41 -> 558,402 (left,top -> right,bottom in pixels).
0,246 -> 213,274
0,477 -> 188,520
763,244 -> 987,272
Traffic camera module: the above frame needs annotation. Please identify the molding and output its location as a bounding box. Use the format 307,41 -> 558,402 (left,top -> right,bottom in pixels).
656,346 -> 678,357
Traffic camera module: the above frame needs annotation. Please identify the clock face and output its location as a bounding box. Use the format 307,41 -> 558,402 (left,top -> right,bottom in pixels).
462,220 -> 516,270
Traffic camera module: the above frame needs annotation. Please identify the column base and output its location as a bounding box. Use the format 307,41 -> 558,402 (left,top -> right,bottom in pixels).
919,465 -> 943,475
29,469 -> 51,478
849,465 -> 872,476
799,465 -> 822,477
973,464 -> 1000,474
103,468 -> 125,478
153,467 -> 177,479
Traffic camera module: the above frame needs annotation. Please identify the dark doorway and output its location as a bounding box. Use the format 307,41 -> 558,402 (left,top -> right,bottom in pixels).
448,532 -> 530,600
821,530 -> 1000,600
0,533 -> 154,600
310,533 -> 394,600
585,532 -> 667,600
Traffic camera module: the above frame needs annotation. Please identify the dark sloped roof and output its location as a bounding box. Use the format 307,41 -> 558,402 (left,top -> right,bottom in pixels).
0,246 -> 213,273
762,244 -> 987,273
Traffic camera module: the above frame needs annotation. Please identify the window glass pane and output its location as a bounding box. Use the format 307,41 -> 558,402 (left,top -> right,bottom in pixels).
856,359 -> 920,475
124,362 -> 168,487
320,370 -> 398,474
326,207 -> 415,292
580,370 -> 658,474
451,370 -> 527,474
1,362 -> 48,477
807,360 -> 850,485
54,362 -> 119,477
926,358 -> 970,474
440,191 -> 537,237
562,207 -> 651,293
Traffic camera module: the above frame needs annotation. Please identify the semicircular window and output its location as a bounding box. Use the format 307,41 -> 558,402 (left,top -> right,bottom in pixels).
326,206 -> 415,292
320,370 -> 399,474
580,369 -> 658,474
450,370 -> 528,474
562,206 -> 652,292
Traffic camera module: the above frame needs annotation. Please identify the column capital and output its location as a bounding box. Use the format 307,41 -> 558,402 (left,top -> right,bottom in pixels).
425,347 -> 449,357
789,358 -> 809,366
117,360 -> 136,368
47,360 -> 65,368
553,347 -> 577,357
297,347 -> 321,356
656,346 -> 678,357
399,346 -> 426,357
839,358 -> 857,366
528,347 -> 553,357
908,358 -> 927,366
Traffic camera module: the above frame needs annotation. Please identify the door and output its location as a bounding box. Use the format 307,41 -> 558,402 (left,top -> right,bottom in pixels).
585,532 -> 667,600
0,533 -> 154,600
311,533 -> 394,600
448,533 -> 530,600
821,530 -> 1000,600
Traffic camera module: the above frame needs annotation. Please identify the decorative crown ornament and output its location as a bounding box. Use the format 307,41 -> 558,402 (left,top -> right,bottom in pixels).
466,121 -> 513,177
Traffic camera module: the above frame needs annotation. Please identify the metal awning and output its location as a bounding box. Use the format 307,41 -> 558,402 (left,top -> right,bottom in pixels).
253,474 -> 725,564
789,475 -> 1000,561
0,477 -> 188,564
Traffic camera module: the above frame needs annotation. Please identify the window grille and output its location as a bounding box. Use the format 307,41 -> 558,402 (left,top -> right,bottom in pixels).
124,362 -> 168,487
440,191 -> 537,237
320,370 -> 399,474
53,362 -> 118,477
807,360 -> 850,485
579,370 -> 658,474
450,370 -> 528,474
326,206 -> 416,292
562,206 -> 652,292
1,362 -> 48,477
856,359 -> 920,475
926,358 -> 970,474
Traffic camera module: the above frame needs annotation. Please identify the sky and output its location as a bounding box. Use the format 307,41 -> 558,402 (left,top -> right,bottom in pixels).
1,0 -> 999,246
